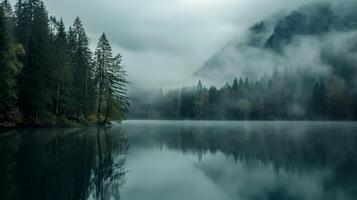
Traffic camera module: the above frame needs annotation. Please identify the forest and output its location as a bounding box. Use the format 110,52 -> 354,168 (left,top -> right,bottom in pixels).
2,0 -> 357,126
0,0 -> 129,127
129,69 -> 357,120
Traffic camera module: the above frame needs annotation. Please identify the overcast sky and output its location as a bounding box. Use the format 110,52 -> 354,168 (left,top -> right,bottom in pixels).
23,0 -> 319,88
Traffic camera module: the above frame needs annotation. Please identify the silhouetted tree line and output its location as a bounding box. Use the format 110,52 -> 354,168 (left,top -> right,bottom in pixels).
126,121 -> 357,171
129,69 -> 357,120
0,0 -> 129,126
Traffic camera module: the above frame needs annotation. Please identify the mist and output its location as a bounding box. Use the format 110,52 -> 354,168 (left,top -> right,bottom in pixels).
4,0 -> 357,121
198,31 -> 357,86
17,0 -> 323,89
197,0 -> 357,87
2,0 -> 357,198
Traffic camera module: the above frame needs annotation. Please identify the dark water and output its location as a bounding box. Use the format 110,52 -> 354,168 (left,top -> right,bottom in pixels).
1,121 -> 357,200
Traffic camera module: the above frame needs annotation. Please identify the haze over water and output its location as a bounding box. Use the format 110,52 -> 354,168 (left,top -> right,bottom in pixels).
1,120 -> 357,200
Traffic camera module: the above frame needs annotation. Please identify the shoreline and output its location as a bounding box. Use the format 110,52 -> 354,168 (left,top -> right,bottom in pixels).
2,119 -> 357,129
0,120 -> 120,129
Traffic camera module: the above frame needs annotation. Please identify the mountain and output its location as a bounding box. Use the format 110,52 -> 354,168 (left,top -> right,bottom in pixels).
195,1 -> 357,84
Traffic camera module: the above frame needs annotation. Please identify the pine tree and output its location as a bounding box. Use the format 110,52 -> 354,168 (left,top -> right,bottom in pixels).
0,6 -> 22,117
68,17 -> 94,119
197,80 -> 203,92
94,33 -> 113,123
15,0 -> 51,122
1,0 -> 15,43
244,77 -> 250,89
0,0 -> 13,18
49,18 -> 72,118
104,54 -> 129,122
14,0 -> 22,20
232,77 -> 238,91
194,91 -> 209,119
239,77 -> 244,87
311,80 -> 327,117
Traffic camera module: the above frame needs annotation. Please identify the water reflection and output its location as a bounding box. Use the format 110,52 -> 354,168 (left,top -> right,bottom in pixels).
0,128 -> 128,200
1,121 -> 357,200
122,121 -> 357,200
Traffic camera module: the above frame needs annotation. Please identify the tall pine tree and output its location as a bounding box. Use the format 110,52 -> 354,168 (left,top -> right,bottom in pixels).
0,6 -> 22,118
104,54 -> 129,122
15,0 -> 51,122
68,17 -> 95,119
0,0 -> 13,18
49,18 -> 72,118
94,33 -> 113,123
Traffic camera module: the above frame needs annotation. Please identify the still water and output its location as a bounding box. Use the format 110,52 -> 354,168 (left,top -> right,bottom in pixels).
1,121 -> 357,200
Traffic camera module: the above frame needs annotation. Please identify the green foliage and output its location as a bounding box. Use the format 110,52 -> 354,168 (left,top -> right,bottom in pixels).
94,33 -> 129,124
0,6 -> 22,116
232,77 -> 238,91
48,18 -> 74,118
14,0 -> 52,122
67,17 -> 95,118
266,3 -> 334,50
128,71 -> 357,120
108,54 -> 129,120
194,90 -> 209,119
0,0 -> 129,126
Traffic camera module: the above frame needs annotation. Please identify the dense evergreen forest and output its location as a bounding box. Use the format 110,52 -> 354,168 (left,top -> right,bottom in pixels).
2,0 -> 357,125
129,70 -> 357,120
0,0 -> 129,127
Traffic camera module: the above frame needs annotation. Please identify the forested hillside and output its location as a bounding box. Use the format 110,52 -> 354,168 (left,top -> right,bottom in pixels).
196,2 -> 357,82
128,73 -> 356,121
128,2 -> 357,121
0,0 -> 129,127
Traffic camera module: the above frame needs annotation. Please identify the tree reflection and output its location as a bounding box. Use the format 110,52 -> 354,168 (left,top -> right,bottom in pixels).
126,122 -> 357,171
93,128 -> 128,200
0,127 -> 128,200
125,122 -> 357,199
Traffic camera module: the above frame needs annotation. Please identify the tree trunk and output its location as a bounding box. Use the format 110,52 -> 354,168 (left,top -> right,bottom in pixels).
104,88 -> 111,123
97,96 -> 102,124
84,67 -> 89,116
97,74 -> 103,124
56,78 -> 60,118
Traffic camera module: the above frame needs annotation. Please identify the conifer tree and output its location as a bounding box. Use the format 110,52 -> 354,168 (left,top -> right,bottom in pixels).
0,0 -> 13,18
49,18 -> 71,117
197,80 -> 203,92
15,0 -> 51,122
14,0 -> 22,20
244,77 -> 250,89
239,77 -> 244,87
68,17 -> 94,119
0,6 -> 22,117
104,54 -> 129,122
94,33 -> 113,123
1,0 -> 15,43
232,77 -> 238,91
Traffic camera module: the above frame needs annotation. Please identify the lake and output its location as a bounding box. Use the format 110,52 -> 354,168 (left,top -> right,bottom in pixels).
1,120 -> 357,200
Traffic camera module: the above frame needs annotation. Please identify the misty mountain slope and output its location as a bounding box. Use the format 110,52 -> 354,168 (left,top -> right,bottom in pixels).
195,1 -> 357,84
266,2 -> 357,50
265,3 -> 334,50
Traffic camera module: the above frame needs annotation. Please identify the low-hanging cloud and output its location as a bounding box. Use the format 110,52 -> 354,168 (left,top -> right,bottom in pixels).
196,0 -> 357,87
15,0 -> 323,89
